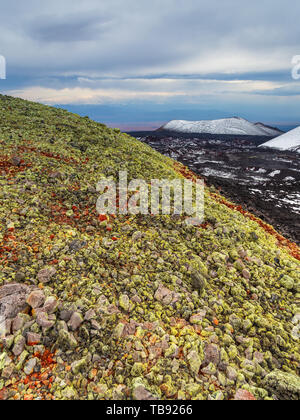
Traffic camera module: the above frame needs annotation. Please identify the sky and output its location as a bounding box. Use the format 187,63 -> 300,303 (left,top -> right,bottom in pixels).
0,0 -> 300,130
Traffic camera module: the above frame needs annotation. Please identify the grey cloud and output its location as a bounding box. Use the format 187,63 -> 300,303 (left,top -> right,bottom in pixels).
78,70 -> 293,82
1,0 -> 300,128
251,85 -> 300,96
1,0 -> 300,78
27,13 -> 113,43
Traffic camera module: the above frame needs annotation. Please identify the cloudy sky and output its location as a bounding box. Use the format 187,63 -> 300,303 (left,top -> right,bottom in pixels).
0,0 -> 300,130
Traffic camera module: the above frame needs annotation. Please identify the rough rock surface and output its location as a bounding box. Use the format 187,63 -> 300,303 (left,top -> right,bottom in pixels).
37,267 -> 57,284
234,389 -> 256,401
132,385 -> 158,401
0,284 -> 30,320
263,370 -> 300,400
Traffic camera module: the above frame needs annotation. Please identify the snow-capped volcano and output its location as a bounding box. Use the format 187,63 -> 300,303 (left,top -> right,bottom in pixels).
254,123 -> 284,137
260,126 -> 300,153
159,117 -> 282,136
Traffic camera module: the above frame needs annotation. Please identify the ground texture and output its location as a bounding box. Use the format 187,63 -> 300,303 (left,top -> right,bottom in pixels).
0,96 -> 299,400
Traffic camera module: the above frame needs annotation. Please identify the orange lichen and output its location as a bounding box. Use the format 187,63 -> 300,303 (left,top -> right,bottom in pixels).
0,154 -> 32,178
17,145 -> 80,165
0,232 -> 19,264
0,350 -> 56,401
33,350 -> 56,369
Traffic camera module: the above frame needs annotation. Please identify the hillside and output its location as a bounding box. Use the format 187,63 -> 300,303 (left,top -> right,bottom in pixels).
0,94 -> 299,401
260,126 -> 300,153
159,117 -> 282,137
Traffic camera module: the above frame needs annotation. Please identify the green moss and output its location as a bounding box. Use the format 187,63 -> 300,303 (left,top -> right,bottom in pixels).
0,94 -> 299,401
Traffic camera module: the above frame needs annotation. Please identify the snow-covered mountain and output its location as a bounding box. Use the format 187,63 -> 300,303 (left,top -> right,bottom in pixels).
254,123 -> 283,137
159,117 -> 282,136
260,126 -> 300,153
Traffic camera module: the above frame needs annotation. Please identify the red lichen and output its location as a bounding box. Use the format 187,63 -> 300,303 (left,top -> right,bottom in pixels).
33,349 -> 56,369
0,232 -> 19,264
0,154 -> 32,178
0,349 -> 57,401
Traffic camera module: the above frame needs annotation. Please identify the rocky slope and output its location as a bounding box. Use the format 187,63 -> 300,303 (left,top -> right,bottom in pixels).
159,117 -> 282,137
134,133 -> 300,245
0,95 -> 299,401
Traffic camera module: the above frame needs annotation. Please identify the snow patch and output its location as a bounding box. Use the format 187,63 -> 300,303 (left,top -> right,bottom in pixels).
260,126 -> 300,152
201,168 -> 236,179
161,117 -> 281,136
269,170 -> 281,177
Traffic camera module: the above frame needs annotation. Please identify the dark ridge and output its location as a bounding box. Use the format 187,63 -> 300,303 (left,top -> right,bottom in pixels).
127,130 -> 276,144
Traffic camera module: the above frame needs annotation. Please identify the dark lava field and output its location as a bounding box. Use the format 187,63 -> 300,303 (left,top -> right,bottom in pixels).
129,131 -> 300,245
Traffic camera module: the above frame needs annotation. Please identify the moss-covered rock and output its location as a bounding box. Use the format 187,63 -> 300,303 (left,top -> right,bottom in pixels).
263,370 -> 300,400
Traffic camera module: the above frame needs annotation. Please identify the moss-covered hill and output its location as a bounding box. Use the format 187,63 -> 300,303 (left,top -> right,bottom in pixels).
0,94 -> 299,401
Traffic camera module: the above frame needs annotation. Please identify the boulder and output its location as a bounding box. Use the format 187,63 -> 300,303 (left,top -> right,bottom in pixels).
191,272 -> 207,294
37,267 -> 57,284
68,312 -> 83,331
133,385 -> 157,400
203,344 -> 221,367
234,389 -> 256,400
0,283 -> 31,321
26,290 -> 45,309
154,284 -> 178,305
263,370 -> 300,400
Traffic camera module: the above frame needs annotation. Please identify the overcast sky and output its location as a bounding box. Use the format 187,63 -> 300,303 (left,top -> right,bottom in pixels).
0,0 -> 299,129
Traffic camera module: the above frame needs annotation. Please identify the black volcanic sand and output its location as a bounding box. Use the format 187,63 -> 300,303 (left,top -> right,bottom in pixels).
130,132 -> 300,245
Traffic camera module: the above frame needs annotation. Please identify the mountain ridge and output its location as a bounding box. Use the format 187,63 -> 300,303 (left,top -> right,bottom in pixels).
159,117 -> 283,137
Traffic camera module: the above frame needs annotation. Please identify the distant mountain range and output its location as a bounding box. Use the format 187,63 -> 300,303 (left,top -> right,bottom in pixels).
159,117 -> 283,137
260,126 -> 300,153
